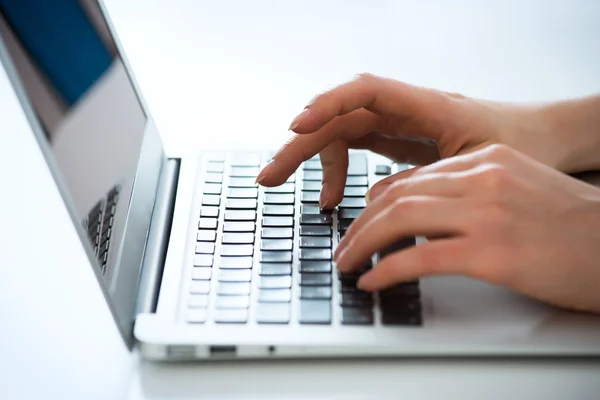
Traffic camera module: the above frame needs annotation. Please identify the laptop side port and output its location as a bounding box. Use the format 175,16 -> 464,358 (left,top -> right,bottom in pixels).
209,345 -> 237,359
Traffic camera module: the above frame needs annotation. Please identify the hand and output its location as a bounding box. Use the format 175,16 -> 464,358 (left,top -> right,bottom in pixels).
334,144 -> 600,314
256,73 -> 598,209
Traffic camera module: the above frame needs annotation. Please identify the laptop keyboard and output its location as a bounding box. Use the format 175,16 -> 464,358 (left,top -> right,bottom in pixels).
187,153 -> 422,326
85,184 -> 120,274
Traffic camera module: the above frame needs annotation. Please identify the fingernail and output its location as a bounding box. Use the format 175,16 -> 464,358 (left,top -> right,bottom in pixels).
255,160 -> 274,185
288,109 -> 310,131
319,182 -> 329,209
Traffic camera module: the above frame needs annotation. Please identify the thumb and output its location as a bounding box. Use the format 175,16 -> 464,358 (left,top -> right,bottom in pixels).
366,166 -> 421,204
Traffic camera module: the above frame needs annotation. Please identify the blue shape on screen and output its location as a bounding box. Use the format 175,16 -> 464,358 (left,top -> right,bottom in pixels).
0,0 -> 112,106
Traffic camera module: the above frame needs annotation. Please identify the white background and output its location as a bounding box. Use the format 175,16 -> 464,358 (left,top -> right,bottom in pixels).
1,0 -> 600,399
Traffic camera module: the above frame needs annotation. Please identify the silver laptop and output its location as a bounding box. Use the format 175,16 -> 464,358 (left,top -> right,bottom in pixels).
2,1 -> 599,361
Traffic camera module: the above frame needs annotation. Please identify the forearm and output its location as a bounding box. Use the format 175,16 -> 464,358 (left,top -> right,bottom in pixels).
541,94 -> 600,173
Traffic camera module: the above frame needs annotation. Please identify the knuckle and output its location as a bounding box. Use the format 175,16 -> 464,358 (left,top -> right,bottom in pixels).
390,197 -> 418,218
476,162 -> 512,191
354,72 -> 378,83
484,143 -> 513,160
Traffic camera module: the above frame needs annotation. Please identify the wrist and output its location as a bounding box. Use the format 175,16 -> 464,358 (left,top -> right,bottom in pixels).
538,95 -> 600,174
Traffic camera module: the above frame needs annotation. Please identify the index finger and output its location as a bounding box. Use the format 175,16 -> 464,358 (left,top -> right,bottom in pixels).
290,73 -> 455,140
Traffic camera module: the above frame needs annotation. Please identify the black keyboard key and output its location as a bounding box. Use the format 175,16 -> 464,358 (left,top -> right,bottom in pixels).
221,244 -> 254,257
299,249 -> 332,261
256,303 -> 290,324
230,154 -> 261,167
188,294 -> 210,308
340,293 -> 373,307
214,309 -> 248,324
340,197 -> 367,208
341,308 -> 374,325
259,289 -> 291,302
197,230 -> 217,242
300,286 -> 332,300
338,219 -> 352,231
261,227 -> 293,239
259,263 -> 292,276
200,206 -> 220,218
381,313 -> 422,326
217,282 -> 251,296
299,261 -> 332,273
299,300 -> 331,324
226,199 -> 257,209
259,276 -> 292,289
262,217 -> 293,227
228,188 -> 258,198
379,237 -> 417,258
223,222 -> 255,232
206,162 -> 224,173
260,239 -> 293,251
193,255 -> 213,267
191,267 -> 212,280
379,298 -> 422,313
303,170 -> 323,181
299,273 -> 332,286
187,309 -> 207,324
300,237 -> 331,248
263,205 -> 294,216
205,173 -> 223,183
195,242 -> 215,254
375,164 -> 392,175
299,226 -> 331,236
300,205 -> 321,215
339,208 -> 362,220
379,283 -> 421,298
203,183 -> 222,195
300,214 -> 332,225
219,256 -> 253,269
346,176 -> 368,186
218,269 -> 252,282
343,186 -> 368,197
189,280 -> 211,294
198,218 -> 218,230
301,191 -> 320,203
215,295 -> 250,309
264,194 -> 295,204
303,160 -> 322,170
260,251 -> 293,263
202,195 -> 220,206
301,181 -> 321,191
230,166 -> 260,177
222,232 -> 255,244
224,210 -> 256,221
265,183 -> 295,194
228,177 -> 258,188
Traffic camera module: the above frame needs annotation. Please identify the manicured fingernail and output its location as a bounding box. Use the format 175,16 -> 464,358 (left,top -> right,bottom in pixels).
319,183 -> 329,209
288,109 -> 309,131
255,160 -> 274,185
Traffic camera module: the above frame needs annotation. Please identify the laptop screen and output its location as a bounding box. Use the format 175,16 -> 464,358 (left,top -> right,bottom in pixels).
0,0 -> 156,341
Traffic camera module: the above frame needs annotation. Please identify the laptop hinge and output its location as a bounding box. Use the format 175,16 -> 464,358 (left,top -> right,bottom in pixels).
135,157 -> 180,315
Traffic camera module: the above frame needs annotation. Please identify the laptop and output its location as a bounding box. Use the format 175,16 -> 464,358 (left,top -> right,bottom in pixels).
1,0 -> 599,361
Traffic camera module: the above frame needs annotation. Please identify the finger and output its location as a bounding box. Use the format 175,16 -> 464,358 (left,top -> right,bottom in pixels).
356,238 -> 470,292
335,196 -> 469,273
289,73 -> 455,141
319,141 -> 348,209
335,172 -> 468,259
366,144 -> 510,202
257,109 -> 382,187
348,132 -> 440,166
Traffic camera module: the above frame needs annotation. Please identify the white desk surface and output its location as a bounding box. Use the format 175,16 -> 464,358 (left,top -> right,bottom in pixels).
2,1 -> 600,399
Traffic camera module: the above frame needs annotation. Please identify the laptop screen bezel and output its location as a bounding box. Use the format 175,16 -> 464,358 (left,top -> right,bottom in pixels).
0,0 -> 167,349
